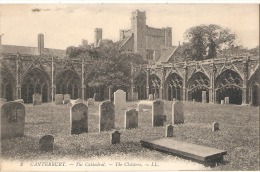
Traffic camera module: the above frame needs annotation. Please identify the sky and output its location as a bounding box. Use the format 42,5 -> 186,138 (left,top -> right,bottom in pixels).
0,4 -> 259,50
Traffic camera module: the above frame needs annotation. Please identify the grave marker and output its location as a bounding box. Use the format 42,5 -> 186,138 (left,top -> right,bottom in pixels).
152,100 -> 164,126
172,100 -> 184,124
149,94 -> 153,100
212,122 -> 220,132
111,131 -> 121,144
1,102 -> 26,139
221,100 -> 224,104
114,89 -> 126,111
99,101 -> 115,132
125,109 -> 138,129
55,94 -> 63,105
39,135 -> 54,152
70,103 -> 88,134
165,124 -> 173,137
63,94 -> 70,104
225,97 -> 229,104
202,91 -> 207,103
33,93 -> 42,105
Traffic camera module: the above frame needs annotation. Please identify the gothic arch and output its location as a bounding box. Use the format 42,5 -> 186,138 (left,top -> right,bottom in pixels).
188,72 -> 210,102
165,73 -> 183,101
248,67 -> 259,106
134,72 -> 147,100
0,67 -> 15,101
55,69 -> 80,99
149,74 -> 161,98
215,69 -> 243,105
21,68 -> 51,103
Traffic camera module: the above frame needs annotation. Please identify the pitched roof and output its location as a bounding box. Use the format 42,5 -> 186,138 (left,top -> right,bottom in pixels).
119,34 -> 134,51
157,46 -> 178,63
0,45 -> 39,56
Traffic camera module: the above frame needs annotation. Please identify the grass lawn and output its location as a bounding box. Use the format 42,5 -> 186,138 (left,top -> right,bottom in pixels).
1,101 -> 259,171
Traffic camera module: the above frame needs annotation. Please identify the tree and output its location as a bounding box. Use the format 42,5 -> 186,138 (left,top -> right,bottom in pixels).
184,24 -> 237,60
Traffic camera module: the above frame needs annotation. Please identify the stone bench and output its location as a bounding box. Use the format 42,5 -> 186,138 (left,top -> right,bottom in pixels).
137,100 -> 153,113
141,138 -> 227,166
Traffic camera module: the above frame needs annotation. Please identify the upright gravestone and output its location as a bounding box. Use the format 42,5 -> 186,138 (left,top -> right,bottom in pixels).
172,100 -> 184,124
63,94 -> 71,104
39,135 -> 54,152
221,100 -> 224,105
1,102 -> 26,139
132,92 -> 138,101
111,131 -> 121,144
152,100 -> 164,127
193,99 -> 196,103
87,98 -> 94,106
154,92 -> 159,100
33,93 -> 42,105
99,101 -> 115,132
202,91 -> 207,103
55,94 -> 63,105
149,94 -> 153,100
225,97 -> 229,104
94,93 -> 100,101
212,122 -> 220,132
125,109 -> 138,129
0,98 -> 7,105
114,89 -> 126,111
70,103 -> 88,134
165,124 -> 174,137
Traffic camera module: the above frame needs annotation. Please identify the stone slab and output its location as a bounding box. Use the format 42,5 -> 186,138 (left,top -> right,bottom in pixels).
137,100 -> 153,113
141,138 -> 227,164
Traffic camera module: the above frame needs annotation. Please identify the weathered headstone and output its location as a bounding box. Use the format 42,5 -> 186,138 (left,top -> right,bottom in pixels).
70,103 -> 88,134
221,100 -> 224,104
225,97 -> 229,104
212,122 -> 220,132
152,100 -> 164,126
193,99 -> 196,103
94,93 -> 100,101
125,109 -> 138,129
172,100 -> 184,124
99,101 -> 115,132
55,94 -> 63,105
202,91 -> 207,103
33,93 -> 42,105
63,94 -> 70,104
165,124 -> 174,137
149,94 -> 153,100
154,92 -> 159,100
0,98 -> 7,105
114,89 -> 126,111
87,98 -> 94,106
14,99 -> 24,104
1,102 -> 26,139
39,135 -> 54,152
111,131 -> 121,144
132,92 -> 138,101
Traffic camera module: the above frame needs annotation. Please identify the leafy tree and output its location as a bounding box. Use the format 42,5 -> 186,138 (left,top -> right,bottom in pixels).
184,24 -> 237,60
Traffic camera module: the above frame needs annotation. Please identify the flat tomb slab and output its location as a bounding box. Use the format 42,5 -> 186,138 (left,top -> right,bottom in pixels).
141,138 -> 227,163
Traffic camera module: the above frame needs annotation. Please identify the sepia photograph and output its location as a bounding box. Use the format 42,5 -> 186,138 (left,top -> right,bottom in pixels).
0,2 -> 259,171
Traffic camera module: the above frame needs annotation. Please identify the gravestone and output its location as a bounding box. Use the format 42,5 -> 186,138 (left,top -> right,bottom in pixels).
94,93 -> 100,101
173,98 -> 176,102
114,89 -> 126,111
165,124 -> 173,137
55,94 -> 63,105
225,97 -> 229,104
193,99 -> 196,103
87,98 -> 94,106
14,99 -> 24,104
0,98 -> 7,105
137,100 -> 153,113
70,103 -> 88,134
202,91 -> 207,103
132,92 -> 138,101
1,102 -> 26,139
221,100 -> 224,104
111,131 -> 121,144
63,94 -> 70,104
39,135 -> 54,152
152,100 -> 164,126
212,122 -> 220,132
172,100 -> 184,124
149,94 -> 153,100
125,109 -> 138,129
154,92 -> 159,100
33,93 -> 42,105
99,101 -> 115,132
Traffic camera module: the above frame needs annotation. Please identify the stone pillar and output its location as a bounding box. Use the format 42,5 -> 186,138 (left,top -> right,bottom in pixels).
51,56 -> 55,102
130,63 -> 135,101
209,62 -> 216,103
108,86 -> 112,101
160,68 -> 166,100
146,68 -> 150,99
182,65 -> 187,101
81,58 -> 85,101
242,59 -> 249,104
16,53 -> 21,99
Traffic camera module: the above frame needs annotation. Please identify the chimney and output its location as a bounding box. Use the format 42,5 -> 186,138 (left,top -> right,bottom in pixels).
94,28 -> 102,48
38,33 -> 44,55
